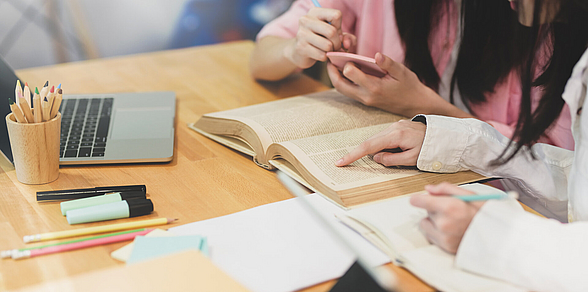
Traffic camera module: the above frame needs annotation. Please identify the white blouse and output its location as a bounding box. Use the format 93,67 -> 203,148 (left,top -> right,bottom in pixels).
413,48 -> 588,291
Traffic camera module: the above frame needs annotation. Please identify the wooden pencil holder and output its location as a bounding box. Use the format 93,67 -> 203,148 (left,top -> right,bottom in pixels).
6,112 -> 61,184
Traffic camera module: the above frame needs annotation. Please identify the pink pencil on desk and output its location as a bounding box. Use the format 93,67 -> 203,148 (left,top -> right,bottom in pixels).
12,229 -> 152,260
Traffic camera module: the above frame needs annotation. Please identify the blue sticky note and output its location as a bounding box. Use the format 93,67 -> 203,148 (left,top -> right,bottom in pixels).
127,235 -> 207,264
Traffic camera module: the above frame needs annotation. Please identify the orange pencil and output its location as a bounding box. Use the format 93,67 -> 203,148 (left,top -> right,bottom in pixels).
23,82 -> 31,106
33,87 -> 42,123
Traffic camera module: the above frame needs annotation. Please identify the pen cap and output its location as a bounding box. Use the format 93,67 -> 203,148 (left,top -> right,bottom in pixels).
119,190 -> 147,200
128,199 -> 154,217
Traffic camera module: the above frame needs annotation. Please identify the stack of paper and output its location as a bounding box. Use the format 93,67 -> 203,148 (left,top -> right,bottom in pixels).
169,195 -> 390,292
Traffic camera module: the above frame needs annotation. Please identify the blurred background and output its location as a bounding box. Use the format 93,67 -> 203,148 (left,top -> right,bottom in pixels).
0,0 -> 294,69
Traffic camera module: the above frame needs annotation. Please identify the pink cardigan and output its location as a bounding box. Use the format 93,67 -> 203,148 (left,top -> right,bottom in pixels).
257,0 -> 573,150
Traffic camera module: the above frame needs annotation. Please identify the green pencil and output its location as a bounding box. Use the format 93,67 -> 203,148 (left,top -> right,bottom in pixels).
1,228 -> 147,259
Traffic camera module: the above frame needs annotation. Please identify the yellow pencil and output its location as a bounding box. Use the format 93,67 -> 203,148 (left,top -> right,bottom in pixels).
50,88 -> 63,119
23,218 -> 177,243
33,87 -> 42,123
14,80 -> 23,101
8,98 -> 26,123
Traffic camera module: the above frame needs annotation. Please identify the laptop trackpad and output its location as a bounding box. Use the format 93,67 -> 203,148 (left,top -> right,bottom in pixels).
111,107 -> 173,140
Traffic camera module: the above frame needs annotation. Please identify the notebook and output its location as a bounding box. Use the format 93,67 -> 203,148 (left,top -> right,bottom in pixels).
0,54 -> 175,165
276,170 -> 397,292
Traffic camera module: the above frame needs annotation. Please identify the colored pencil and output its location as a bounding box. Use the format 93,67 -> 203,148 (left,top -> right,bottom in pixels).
50,88 -> 62,119
23,82 -> 32,106
46,86 -> 55,115
39,81 -> 49,100
14,80 -> 23,101
451,191 -> 518,202
33,87 -> 42,123
42,97 -> 51,121
8,98 -> 26,123
23,217 -> 177,243
19,84 -> 33,122
1,228 -> 148,259
13,229 -> 153,260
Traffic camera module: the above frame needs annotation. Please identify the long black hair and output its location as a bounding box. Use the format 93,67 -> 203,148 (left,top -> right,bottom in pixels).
394,0 -> 588,163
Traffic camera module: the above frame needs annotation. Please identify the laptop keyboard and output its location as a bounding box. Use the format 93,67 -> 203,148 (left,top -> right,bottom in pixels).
60,97 -> 113,158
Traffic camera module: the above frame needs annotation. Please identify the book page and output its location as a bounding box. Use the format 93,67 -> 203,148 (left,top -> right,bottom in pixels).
204,90 -> 402,156
269,124 -> 420,191
347,195 -> 429,258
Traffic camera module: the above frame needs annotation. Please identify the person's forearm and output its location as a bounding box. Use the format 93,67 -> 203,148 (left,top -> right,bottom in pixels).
250,36 -> 299,81
413,86 -> 475,119
457,200 -> 588,292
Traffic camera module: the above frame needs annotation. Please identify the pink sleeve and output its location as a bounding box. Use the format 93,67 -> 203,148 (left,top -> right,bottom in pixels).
256,0 -> 357,41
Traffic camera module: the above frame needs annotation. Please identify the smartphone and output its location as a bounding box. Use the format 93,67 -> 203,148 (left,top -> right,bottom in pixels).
326,52 -> 387,77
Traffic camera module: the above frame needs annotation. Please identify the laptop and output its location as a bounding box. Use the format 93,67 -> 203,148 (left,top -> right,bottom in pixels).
0,55 -> 175,165
276,170 -> 397,292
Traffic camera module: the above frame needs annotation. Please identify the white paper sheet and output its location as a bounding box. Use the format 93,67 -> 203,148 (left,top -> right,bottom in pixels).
169,194 -> 389,292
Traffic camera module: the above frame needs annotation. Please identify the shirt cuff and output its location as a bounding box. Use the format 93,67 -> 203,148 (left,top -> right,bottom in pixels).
412,115 -> 469,173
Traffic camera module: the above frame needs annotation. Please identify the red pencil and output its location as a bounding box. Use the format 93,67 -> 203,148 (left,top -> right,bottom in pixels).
12,229 -> 153,260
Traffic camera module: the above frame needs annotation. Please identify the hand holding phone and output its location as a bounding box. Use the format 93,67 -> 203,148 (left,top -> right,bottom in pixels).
326,52 -> 387,77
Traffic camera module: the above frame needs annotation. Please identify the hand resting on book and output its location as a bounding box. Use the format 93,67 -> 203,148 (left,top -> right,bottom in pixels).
335,119 -> 425,167
409,183 -> 484,254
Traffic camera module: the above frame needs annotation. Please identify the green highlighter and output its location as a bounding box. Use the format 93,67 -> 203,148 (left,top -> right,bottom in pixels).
60,191 -> 146,215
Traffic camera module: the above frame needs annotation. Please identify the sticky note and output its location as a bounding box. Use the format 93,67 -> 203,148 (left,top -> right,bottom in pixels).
127,235 -> 207,264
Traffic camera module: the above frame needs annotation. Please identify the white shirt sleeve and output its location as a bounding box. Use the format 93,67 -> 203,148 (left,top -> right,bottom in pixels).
413,114 -> 573,221
455,200 -> 588,292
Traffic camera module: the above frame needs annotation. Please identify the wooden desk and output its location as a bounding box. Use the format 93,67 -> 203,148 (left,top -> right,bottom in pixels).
0,40 -> 432,291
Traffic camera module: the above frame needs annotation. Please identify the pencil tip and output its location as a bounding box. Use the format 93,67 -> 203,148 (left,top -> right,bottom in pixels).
57,84 -> 61,89
35,87 -> 39,94
167,218 -> 178,223
44,97 -> 48,102
50,86 -> 54,93
25,82 -> 28,87
16,80 -> 21,88
8,97 -> 13,104
43,81 -> 48,87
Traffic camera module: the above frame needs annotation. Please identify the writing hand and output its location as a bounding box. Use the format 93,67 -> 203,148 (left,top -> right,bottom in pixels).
335,120 -> 426,167
409,183 -> 483,254
284,7 -> 349,69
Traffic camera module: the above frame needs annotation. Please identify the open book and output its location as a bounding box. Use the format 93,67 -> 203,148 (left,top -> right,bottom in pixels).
340,183 -> 527,292
191,90 -> 483,208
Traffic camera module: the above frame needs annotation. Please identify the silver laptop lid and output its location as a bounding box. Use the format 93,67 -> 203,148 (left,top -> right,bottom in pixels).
59,91 -> 175,165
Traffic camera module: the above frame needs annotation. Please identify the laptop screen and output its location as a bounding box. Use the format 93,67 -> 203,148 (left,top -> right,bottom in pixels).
0,55 -> 21,163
